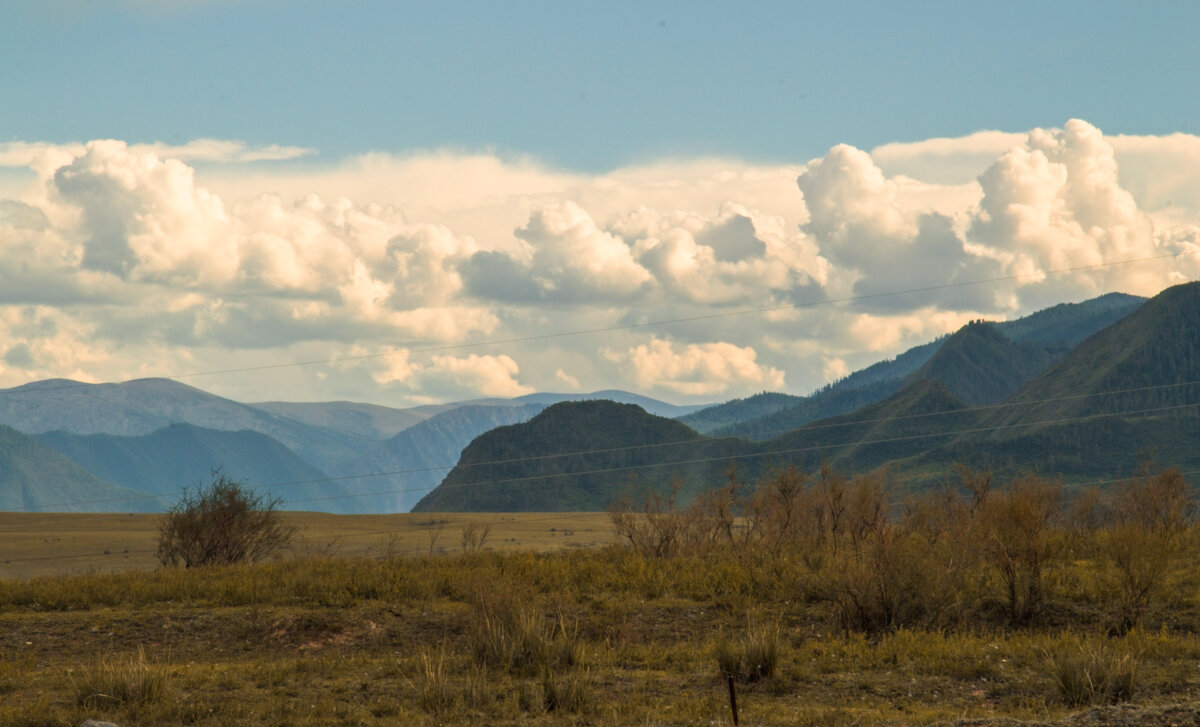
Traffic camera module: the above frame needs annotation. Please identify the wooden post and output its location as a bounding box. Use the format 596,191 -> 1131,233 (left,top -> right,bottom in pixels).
727,674 -> 739,726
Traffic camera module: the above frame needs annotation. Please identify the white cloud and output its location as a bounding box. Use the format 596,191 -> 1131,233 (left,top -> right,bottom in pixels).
0,124 -> 1197,405
607,339 -> 785,397
372,349 -> 532,399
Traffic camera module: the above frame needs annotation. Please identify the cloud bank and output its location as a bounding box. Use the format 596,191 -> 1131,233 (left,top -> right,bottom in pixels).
1,121 -> 1197,405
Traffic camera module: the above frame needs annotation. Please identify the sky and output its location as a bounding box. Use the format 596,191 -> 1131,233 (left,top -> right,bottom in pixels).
0,1 -> 1198,407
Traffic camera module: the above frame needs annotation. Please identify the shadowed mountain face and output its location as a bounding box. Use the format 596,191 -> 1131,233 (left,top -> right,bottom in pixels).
0,424 -> 164,513
413,284 -> 1195,511
412,401 -> 728,513
682,292 -> 1145,438
35,423 -> 353,512
903,322 -> 1057,406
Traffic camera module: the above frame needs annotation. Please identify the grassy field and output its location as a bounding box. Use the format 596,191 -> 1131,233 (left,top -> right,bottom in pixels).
6,470 -> 1200,726
0,511 -> 616,579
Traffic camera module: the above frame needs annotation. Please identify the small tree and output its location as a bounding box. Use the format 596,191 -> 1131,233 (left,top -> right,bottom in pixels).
157,472 -> 294,568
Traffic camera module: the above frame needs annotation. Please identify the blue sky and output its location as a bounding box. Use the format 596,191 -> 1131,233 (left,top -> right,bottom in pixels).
0,1 -> 1198,406
5,1 -> 1197,169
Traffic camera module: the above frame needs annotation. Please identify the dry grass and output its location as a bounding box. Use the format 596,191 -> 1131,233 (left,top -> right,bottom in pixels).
0,511 -> 617,579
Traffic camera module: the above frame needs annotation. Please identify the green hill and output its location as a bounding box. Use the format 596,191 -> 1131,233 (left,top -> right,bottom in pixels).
0,424 -> 163,512
411,401 -> 737,512
904,322 -> 1056,406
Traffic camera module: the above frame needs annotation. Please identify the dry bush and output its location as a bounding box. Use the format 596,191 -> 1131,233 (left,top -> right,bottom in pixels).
977,474 -> 1061,623
157,472 -> 294,568
608,480 -> 690,557
460,522 -> 492,553
1102,466 -> 1196,631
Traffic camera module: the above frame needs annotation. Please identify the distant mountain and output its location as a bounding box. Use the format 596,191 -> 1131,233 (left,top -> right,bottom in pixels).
686,291 -> 1145,438
412,401 -> 732,512
0,378 -> 364,475
456,390 -> 708,419
0,424 -> 163,513
249,400 -> 431,441
35,423 -> 358,511
414,284 -> 1190,511
328,403 -> 548,513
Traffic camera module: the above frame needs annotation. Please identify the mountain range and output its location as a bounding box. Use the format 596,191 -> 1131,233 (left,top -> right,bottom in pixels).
415,284 -> 1198,511
0,378 -> 700,513
4,285 -> 1184,514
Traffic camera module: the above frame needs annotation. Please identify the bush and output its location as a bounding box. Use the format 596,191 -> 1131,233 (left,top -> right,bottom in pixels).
157,472 -> 294,568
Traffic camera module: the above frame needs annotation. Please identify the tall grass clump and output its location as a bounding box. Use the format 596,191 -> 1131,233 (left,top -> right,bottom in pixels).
1046,638 -> 1137,706
715,618 -> 780,683
469,598 -> 580,676
416,646 -> 455,715
70,646 -> 166,710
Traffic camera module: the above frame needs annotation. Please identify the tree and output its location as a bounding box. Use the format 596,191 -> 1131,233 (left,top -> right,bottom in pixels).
157,471 -> 294,567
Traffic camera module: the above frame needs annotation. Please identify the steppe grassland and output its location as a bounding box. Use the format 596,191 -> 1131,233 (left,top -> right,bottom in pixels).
7,470 -> 1200,726
0,511 -> 616,578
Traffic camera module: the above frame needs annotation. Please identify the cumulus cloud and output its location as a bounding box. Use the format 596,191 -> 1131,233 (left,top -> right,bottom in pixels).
606,339 -> 785,397
372,349 -> 533,399
464,201 -> 653,303
0,123 -> 1197,405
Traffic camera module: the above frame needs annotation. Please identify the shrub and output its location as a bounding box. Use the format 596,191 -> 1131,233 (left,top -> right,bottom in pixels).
157,471 -> 295,568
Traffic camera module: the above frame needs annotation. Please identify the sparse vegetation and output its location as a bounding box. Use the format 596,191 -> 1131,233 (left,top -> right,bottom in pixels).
6,464 -> 1200,725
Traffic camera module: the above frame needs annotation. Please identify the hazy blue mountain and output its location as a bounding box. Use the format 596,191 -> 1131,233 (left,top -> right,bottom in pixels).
249,400 -> 431,440
0,424 -> 164,513
0,378 -> 364,475
327,403 -> 548,513
36,423 -> 358,512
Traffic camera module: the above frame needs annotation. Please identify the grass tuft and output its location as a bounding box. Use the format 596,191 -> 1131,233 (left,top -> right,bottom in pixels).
70,646 -> 166,710
715,618 -> 780,683
1046,638 -> 1137,706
